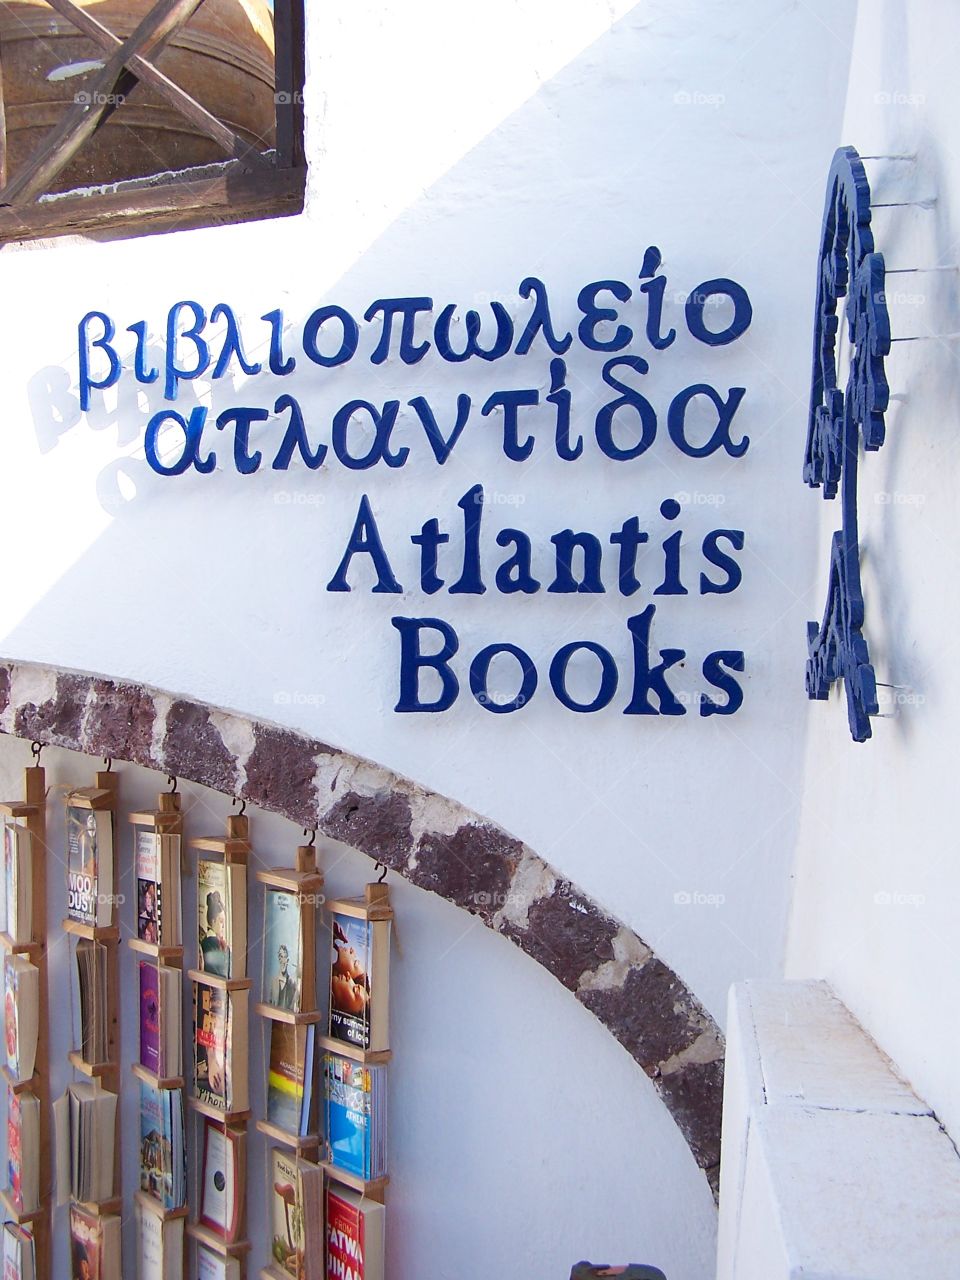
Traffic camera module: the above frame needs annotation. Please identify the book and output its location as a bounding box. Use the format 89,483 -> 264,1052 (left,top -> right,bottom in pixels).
69,1204 -> 120,1280
268,1147 -> 302,1277
139,962 -> 182,1078
268,1150 -> 324,1280
1,1224 -> 35,1280
54,1082 -> 118,1204
136,1197 -> 184,1280
325,1183 -> 385,1280
2,822 -> 32,945
139,1080 -> 185,1210
198,1120 -> 245,1242
197,859 -> 246,980
323,1053 -> 387,1181
267,1021 -> 316,1135
3,954 -> 39,1082
75,938 -> 109,1066
5,1087 -> 39,1214
328,909 -> 391,1052
136,829 -> 182,948
0,822 -> 8,937
66,802 -> 114,928
193,979 -> 249,1113
262,887 -> 305,1012
197,1246 -> 240,1280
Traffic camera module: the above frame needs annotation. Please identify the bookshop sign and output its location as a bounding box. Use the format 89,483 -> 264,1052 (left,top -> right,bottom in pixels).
77,246 -> 753,718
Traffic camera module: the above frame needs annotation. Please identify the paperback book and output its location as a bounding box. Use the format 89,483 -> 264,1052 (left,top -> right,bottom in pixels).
266,1150 -> 323,1280
197,1246 -> 240,1280
139,962 -> 182,1078
136,1197 -> 184,1280
267,1021 -> 316,1135
75,938 -> 109,1066
54,1081 -> 118,1204
6,1087 -> 39,1214
136,829 -> 182,948
323,1053 -> 387,1181
193,979 -> 249,1113
328,910 -> 390,1052
325,1183 -> 385,1280
139,1079 -> 186,1210
197,859 -> 246,980
198,1120 -> 245,1242
69,1204 -> 120,1280
1,1223 -> 35,1280
2,821 -> 32,945
262,887 -> 303,1012
3,954 -> 39,1083
66,803 -> 114,928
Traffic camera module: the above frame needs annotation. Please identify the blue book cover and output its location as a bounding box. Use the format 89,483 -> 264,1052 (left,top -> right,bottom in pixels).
324,1053 -> 371,1179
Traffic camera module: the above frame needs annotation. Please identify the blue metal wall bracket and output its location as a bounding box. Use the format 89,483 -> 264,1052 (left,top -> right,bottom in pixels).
804,145 -> 891,742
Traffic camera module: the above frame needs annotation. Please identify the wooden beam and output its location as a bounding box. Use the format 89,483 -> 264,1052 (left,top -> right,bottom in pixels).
274,0 -> 306,170
0,0 -> 209,204
42,0 -> 271,173
0,165 -> 304,242
0,55 -> 6,189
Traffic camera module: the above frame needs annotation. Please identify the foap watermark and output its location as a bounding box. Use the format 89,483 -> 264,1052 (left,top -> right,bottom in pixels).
874,289 -> 926,307
873,890 -> 925,908
875,490 -> 926,506
475,489 -> 526,507
75,90 -> 126,106
471,890 -> 529,910
675,490 -> 726,508
274,691 -> 326,708
274,490 -> 325,507
874,90 -> 926,107
275,91 -> 305,105
674,890 -> 726,907
673,89 -> 725,109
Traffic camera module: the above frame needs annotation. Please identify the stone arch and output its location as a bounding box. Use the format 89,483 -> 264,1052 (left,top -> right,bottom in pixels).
0,660 -> 723,1193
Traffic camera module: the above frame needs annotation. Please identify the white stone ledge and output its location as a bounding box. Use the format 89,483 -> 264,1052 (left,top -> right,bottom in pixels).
716,980 -> 960,1280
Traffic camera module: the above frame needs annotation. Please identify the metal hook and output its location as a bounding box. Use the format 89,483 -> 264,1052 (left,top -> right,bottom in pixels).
103,757 -> 113,773
233,797 -> 247,817
30,741 -> 43,763
167,775 -> 178,794
375,861 -> 387,884
302,827 -> 317,848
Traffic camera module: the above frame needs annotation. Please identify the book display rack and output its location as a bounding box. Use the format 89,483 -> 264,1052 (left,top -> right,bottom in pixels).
59,768 -> 122,1278
187,812 -> 253,1278
0,756 -> 52,1280
0,760 -> 394,1280
320,881 -> 392,1280
257,841 -> 324,1280
130,786 -> 188,1279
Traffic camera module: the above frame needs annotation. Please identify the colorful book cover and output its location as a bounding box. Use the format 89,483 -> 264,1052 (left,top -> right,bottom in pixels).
139,1078 -> 170,1203
139,962 -> 161,1075
66,805 -> 101,925
69,1204 -> 102,1280
198,860 -> 232,978
263,888 -> 302,1012
326,1188 -> 368,1280
329,914 -> 372,1049
266,1022 -> 311,1133
323,1054 -> 381,1180
3,956 -> 18,1075
194,980 -> 228,1110
268,1148 -> 302,1278
0,822 -> 10,936
136,830 -> 161,945
6,1089 -> 22,1211
2,824 -> 15,940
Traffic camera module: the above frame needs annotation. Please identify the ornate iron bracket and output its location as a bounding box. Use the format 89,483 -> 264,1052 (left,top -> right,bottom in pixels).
804,146 -> 891,742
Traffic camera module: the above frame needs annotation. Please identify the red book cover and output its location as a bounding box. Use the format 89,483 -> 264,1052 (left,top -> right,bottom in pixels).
6,1091 -> 22,1212
326,1190 -> 363,1280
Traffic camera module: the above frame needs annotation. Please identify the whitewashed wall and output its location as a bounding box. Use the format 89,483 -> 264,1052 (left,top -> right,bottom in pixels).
789,0 -> 960,1151
0,1 -> 858,1275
